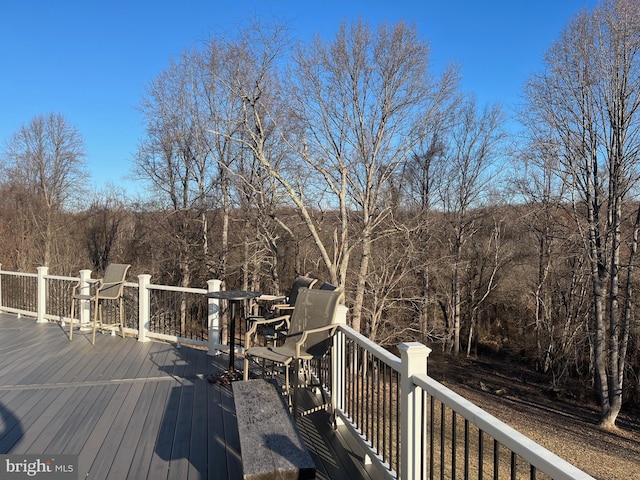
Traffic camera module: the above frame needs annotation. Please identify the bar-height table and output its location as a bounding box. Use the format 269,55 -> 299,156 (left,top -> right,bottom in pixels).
206,289 -> 261,384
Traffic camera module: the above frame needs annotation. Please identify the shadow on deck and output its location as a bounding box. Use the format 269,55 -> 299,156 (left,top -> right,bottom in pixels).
0,313 -> 381,480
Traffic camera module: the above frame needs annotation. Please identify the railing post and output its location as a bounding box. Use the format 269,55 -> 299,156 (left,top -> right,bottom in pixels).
331,304 -> 348,419
78,269 -> 92,325
0,262 -> 3,310
207,279 -> 222,356
399,342 -> 431,480
138,274 -> 151,342
36,266 -> 48,323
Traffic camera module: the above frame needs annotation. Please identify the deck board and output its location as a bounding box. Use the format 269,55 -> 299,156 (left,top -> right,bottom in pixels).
89,381 -> 146,479
78,383 -> 132,477
10,386 -> 77,454
103,381 -> 156,479
0,388 -> 51,453
189,376 -> 208,480
167,380 -> 196,480
126,380 -> 172,480
207,383 -> 230,480
0,312 -> 381,480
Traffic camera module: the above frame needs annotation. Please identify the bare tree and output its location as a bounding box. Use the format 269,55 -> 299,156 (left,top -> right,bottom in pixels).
198,36 -> 246,287
513,129 -> 566,369
511,123 -> 593,385
0,182 -> 37,270
433,98 -> 505,354
206,19 -> 458,334
400,125 -> 457,347
84,187 -> 128,273
134,50 -> 217,289
284,20 -> 459,333
210,20 -> 298,293
523,0 -> 640,428
1,113 -> 87,267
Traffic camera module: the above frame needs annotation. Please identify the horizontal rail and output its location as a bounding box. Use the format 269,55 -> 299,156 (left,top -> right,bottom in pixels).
44,274 -> 78,282
147,284 -> 207,295
338,324 -> 402,370
0,307 -> 34,317
145,330 -> 207,347
0,270 -> 36,278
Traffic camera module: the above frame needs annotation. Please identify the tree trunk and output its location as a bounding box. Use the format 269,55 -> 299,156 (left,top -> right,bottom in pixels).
351,231 -> 371,335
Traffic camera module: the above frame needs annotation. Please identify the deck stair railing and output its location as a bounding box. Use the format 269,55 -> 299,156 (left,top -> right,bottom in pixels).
0,266 -> 595,480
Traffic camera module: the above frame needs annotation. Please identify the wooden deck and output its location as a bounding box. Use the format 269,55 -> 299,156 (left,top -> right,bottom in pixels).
0,313 -> 381,479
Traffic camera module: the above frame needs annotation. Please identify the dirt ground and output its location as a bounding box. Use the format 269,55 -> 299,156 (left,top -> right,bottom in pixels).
425,350 -> 640,480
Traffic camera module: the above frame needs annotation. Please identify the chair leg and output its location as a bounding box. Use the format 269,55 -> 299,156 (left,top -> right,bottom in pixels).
292,358 -> 300,418
69,298 -> 75,341
285,361 -> 290,397
119,297 -> 124,339
92,299 -> 99,345
243,357 -> 250,381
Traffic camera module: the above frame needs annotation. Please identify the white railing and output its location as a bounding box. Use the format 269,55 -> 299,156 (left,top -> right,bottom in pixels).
329,324 -> 594,480
0,266 -> 594,480
0,266 -> 223,355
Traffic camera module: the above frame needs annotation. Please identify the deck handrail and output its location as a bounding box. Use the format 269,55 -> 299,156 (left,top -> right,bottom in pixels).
0,265 -> 595,480
330,326 -> 595,480
412,373 -> 593,480
0,266 -> 223,350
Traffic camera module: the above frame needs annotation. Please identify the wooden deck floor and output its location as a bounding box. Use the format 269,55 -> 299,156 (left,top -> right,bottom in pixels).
0,313 -> 381,479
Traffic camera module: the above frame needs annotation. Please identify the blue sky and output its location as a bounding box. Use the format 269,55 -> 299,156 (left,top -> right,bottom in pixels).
0,0 -> 596,196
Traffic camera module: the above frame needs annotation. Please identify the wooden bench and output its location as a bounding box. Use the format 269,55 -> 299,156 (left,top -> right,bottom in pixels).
232,379 -> 316,480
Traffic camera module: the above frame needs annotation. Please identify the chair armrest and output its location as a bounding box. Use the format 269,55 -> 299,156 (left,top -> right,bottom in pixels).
256,295 -> 287,302
71,278 -> 100,297
294,324 -> 339,357
244,315 -> 291,348
273,305 -> 295,317
249,315 -> 290,329
97,280 -> 124,289
272,304 -> 294,310
246,315 -> 266,324
254,296 -> 287,316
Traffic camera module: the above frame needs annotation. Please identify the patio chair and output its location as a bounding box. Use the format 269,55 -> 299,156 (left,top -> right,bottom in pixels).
69,263 -> 131,345
254,275 -> 318,317
243,286 -> 344,417
248,275 -> 318,345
